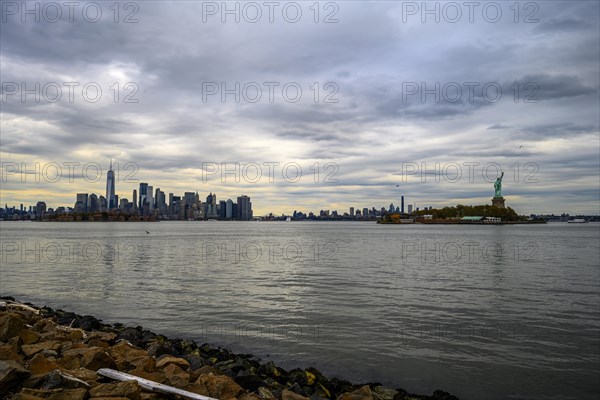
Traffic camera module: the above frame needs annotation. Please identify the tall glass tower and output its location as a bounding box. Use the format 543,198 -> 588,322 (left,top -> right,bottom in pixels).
106,159 -> 116,210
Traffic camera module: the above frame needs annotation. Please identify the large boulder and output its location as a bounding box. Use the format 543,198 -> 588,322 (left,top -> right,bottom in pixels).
80,348 -> 115,370
197,373 -> 245,399
0,359 -> 30,394
0,313 -> 25,341
60,347 -> 113,371
337,386 -> 374,400
19,387 -> 87,400
163,363 -> 190,387
282,389 -> 310,400
107,342 -> 150,371
20,329 -> 41,345
372,386 -> 398,400
21,342 -> 62,358
0,343 -> 23,364
27,354 -> 60,376
88,380 -> 141,399
155,355 -> 189,370
32,319 -> 57,334
62,368 -> 98,383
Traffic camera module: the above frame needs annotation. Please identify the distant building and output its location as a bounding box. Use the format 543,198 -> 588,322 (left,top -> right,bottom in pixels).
237,195 -> 252,220
99,195 -> 107,211
106,160 -> 116,209
349,207 -> 354,217
219,200 -> 226,219
88,193 -> 99,213
35,201 -> 46,218
408,204 -> 413,214
147,186 -> 154,211
156,189 -> 166,214
139,183 -> 148,212
75,193 -> 88,213
226,199 -> 234,219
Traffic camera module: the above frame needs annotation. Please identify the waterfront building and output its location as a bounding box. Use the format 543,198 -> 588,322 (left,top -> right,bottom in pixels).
205,192 -> 218,218
106,160 -> 116,209
237,195 -> 252,220
139,183 -> 148,212
147,186 -> 154,211
88,194 -> 99,213
155,189 -> 166,215
219,200 -> 226,219
75,193 -> 88,213
226,199 -> 234,219
35,201 -> 46,218
99,195 -> 107,211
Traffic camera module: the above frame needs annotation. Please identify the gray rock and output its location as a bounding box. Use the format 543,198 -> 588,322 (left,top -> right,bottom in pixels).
372,386 -> 398,400
0,359 -> 30,394
40,369 -> 90,390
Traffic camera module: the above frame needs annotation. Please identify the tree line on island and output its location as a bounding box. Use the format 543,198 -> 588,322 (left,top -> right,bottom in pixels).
384,204 -> 522,222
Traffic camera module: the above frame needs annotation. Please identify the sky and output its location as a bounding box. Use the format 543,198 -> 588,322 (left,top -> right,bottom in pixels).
1,0 -> 599,215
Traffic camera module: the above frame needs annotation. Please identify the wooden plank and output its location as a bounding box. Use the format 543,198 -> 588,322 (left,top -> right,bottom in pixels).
98,368 -> 219,400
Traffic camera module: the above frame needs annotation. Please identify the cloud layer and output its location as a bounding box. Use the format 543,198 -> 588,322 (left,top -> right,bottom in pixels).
1,1 -> 599,215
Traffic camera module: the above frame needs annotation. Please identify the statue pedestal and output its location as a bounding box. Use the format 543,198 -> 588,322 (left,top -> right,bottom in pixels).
492,197 -> 505,208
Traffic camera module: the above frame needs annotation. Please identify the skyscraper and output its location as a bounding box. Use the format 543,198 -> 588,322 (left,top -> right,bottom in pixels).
205,193 -> 217,218
75,193 -> 88,213
226,199 -> 233,219
99,195 -> 107,211
147,186 -> 154,211
156,189 -> 166,215
106,160 -> 116,210
36,202 -> 46,218
219,200 -> 226,219
139,183 -> 148,207
88,193 -> 99,213
237,195 -> 252,220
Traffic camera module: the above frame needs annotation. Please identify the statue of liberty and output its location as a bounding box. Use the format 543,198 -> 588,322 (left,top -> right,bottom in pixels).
494,172 -> 504,198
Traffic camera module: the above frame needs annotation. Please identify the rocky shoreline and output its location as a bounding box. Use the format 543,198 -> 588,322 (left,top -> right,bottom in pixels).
1,297 -> 459,400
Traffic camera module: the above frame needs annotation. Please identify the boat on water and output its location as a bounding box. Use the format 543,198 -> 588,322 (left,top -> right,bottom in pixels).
567,218 -> 588,223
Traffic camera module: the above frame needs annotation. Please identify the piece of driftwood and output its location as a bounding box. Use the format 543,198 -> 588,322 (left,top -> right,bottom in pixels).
98,368 -> 218,400
0,301 -> 40,314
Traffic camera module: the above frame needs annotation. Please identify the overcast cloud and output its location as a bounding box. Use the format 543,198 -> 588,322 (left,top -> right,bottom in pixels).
1,0 -> 599,215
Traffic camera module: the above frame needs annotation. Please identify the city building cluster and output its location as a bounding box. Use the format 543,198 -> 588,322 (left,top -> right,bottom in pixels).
1,161 -> 253,221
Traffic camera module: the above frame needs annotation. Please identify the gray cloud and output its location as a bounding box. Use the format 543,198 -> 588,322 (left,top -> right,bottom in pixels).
1,1 -> 599,214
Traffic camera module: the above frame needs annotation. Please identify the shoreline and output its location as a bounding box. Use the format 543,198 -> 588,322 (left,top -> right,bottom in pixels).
1,296 -> 459,400
377,220 -> 547,225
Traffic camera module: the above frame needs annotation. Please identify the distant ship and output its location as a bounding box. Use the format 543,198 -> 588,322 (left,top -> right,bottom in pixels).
568,218 -> 588,223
